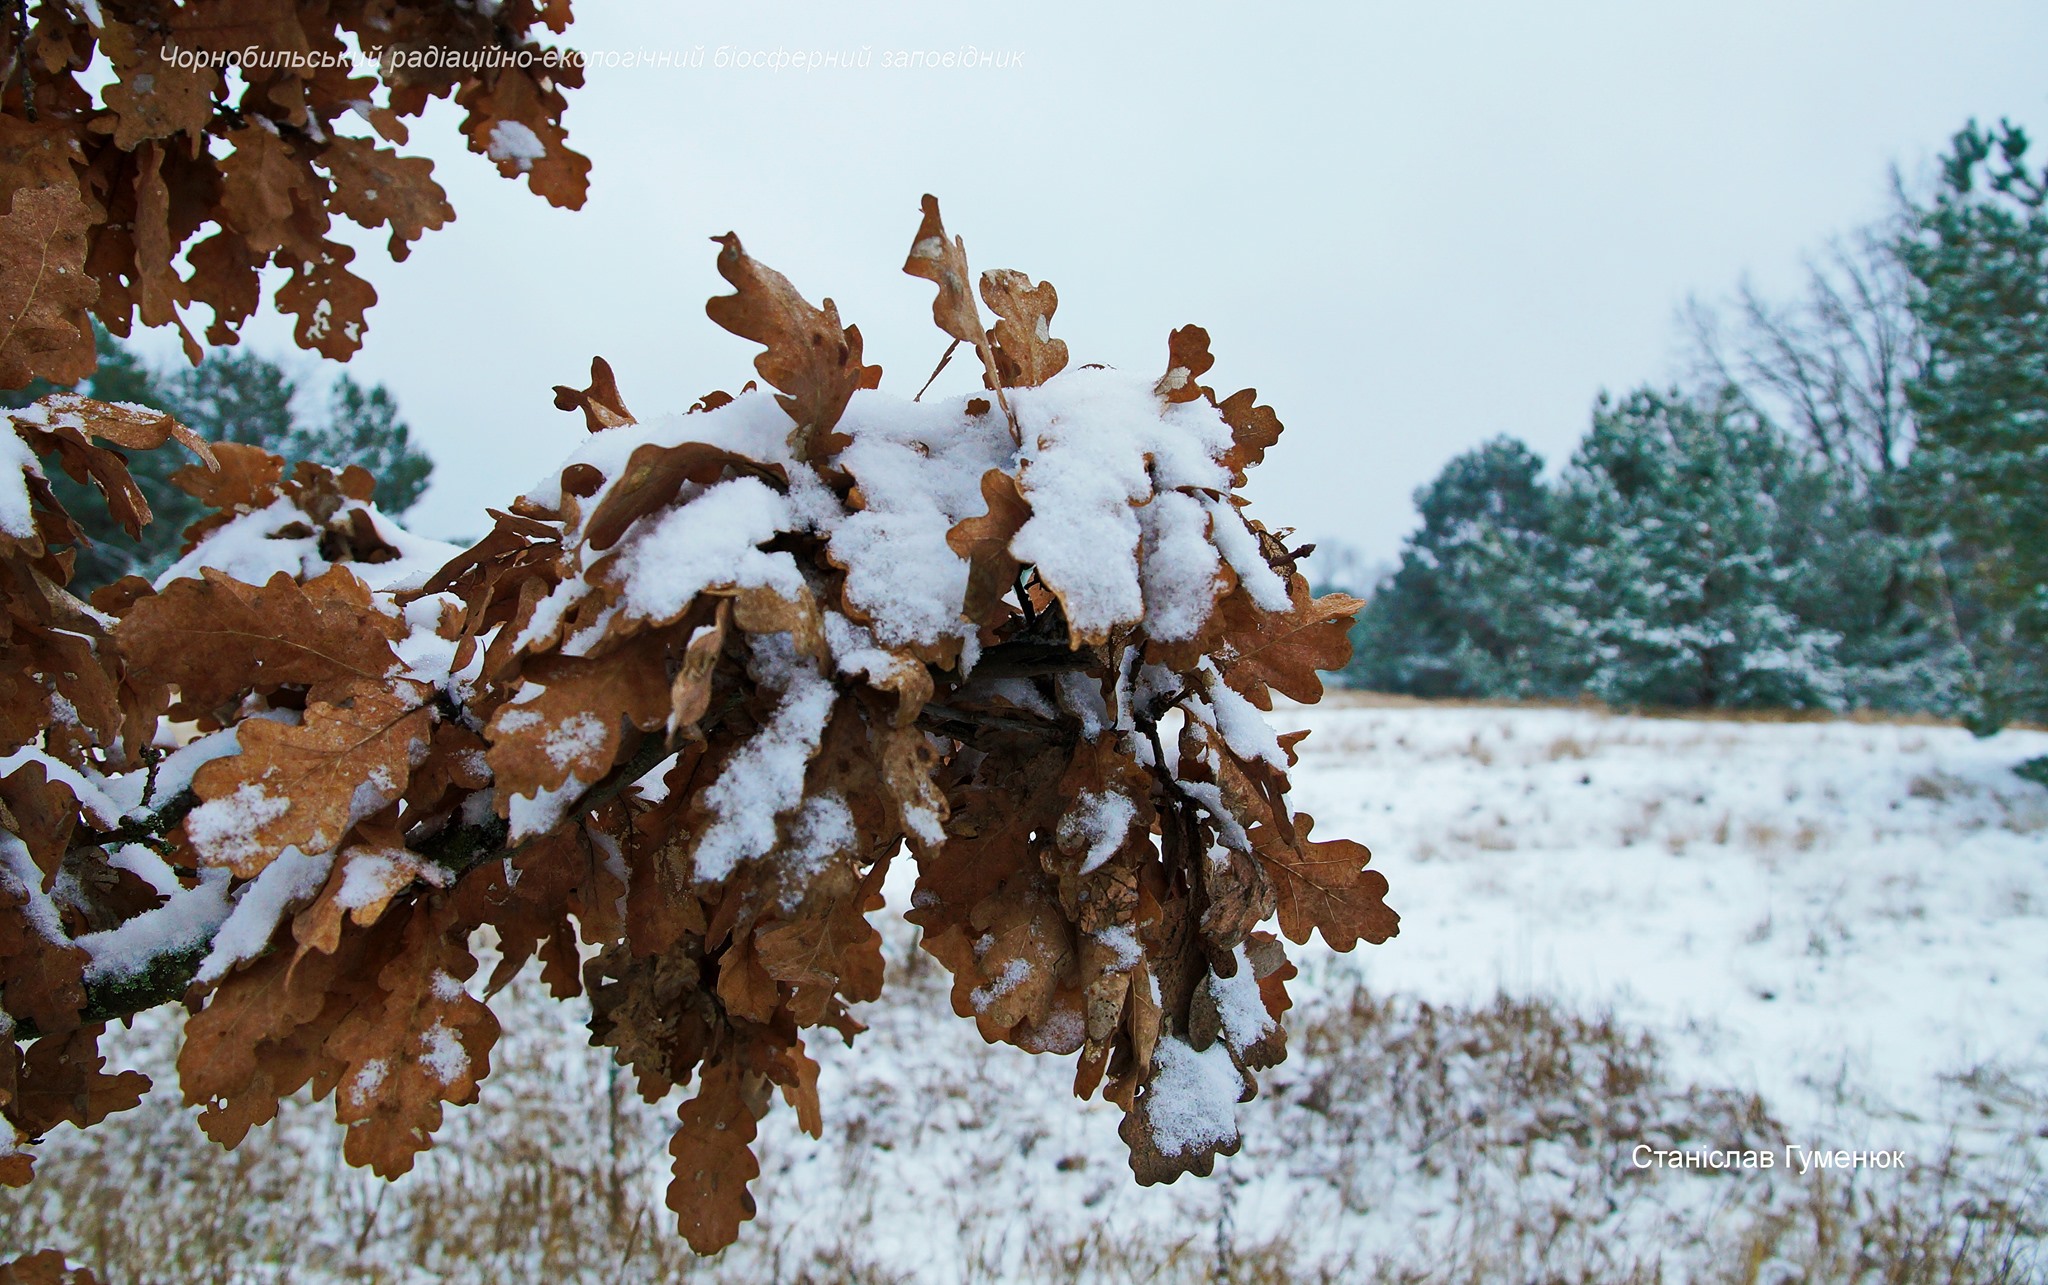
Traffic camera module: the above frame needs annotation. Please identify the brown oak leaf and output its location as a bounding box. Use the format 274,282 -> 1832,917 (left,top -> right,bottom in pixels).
3,1023 -> 149,1137
1250,812 -> 1398,951
551,355 -> 636,434
706,232 -> 880,465
187,683 -> 431,877
117,567 -> 404,714
97,26 -> 218,151
327,909 -> 498,1179
319,137 -> 454,262
486,631 -> 672,808
1155,325 -> 1215,404
0,184 -> 100,389
903,195 -> 1006,408
666,1060 -> 762,1254
979,268 -> 1069,388
1216,387 -> 1283,487
946,468 -> 1032,627
1213,578 -> 1364,711
584,440 -> 782,552
0,1248 -> 105,1283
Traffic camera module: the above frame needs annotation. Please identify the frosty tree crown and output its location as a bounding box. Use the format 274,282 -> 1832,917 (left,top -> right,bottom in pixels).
0,197 -> 1394,1253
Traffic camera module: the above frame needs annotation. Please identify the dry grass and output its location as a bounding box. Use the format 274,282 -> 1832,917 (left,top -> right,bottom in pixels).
4,959 -> 2041,1284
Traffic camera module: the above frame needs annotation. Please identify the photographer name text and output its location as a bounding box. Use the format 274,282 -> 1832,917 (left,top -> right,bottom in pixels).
1631,1144 -> 1909,1173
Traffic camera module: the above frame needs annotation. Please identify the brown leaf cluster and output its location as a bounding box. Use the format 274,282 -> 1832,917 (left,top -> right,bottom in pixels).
0,202 -> 1391,1251
0,0 -> 591,384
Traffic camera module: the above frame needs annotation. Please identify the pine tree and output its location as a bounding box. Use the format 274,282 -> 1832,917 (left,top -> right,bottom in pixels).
1898,119 -> 2048,733
6,334 -> 435,590
1347,436 -> 1563,698
1550,389 -> 1847,710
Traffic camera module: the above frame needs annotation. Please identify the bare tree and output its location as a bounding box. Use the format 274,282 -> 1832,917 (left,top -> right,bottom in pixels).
1683,219 -> 1921,485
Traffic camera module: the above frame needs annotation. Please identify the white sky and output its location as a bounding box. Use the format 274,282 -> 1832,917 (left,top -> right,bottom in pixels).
141,0 -> 2048,570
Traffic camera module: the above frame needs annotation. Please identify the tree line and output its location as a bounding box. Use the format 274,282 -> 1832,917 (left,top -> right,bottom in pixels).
1345,120 -> 2048,741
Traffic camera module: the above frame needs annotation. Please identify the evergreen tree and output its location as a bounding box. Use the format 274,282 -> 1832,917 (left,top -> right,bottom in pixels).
1346,436 -> 1564,698
1898,119 -> 2048,733
5,332 -> 434,590
1549,389 -> 1847,710
310,376 -> 435,515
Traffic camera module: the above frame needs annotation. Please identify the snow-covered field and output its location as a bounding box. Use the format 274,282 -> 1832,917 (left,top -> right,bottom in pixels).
7,699 -> 2046,1282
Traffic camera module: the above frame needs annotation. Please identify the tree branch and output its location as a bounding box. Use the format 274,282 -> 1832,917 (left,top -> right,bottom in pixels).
11,729 -> 683,1042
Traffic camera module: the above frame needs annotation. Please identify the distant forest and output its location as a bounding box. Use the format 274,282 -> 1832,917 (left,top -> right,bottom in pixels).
1342,120 -> 2048,740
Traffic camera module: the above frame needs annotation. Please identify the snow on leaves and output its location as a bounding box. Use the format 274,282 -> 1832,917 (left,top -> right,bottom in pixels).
0,202 -> 1388,1250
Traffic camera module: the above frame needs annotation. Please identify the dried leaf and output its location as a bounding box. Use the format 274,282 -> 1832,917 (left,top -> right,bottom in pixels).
666,1061 -> 760,1255
0,1247 -> 104,1283
316,136 -> 453,262
946,468 -> 1031,626
0,184 -> 99,389
980,268 -> 1069,387
551,355 -> 635,433
1251,812 -> 1399,951
1216,387 -> 1283,487
1155,325 -> 1214,404
117,567 -> 403,713
904,195 -> 1004,402
706,233 -> 880,464
32,392 -> 216,469
188,684 -> 431,877
1213,579 -> 1363,711
4,1023 -> 149,1136
327,909 -> 498,1179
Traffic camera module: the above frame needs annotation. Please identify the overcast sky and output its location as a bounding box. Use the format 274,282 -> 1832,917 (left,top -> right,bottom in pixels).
138,0 -> 2048,573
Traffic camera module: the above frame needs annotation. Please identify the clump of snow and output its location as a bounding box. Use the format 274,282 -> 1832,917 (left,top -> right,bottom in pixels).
185,782 -> 292,869
572,476 -> 803,645
1005,369 -> 1261,641
80,868 -> 234,983
0,745 -> 125,827
153,494 -> 459,595
105,843 -> 181,897
828,394 -> 1013,653
781,792 -> 856,894
0,832 -> 63,941
334,849 -> 440,912
0,423 -> 43,540
1141,1035 -> 1243,1156
1055,672 -> 1108,740
543,712 -> 608,768
1210,945 -> 1273,1052
417,1020 -> 469,1087
1093,924 -> 1142,971
969,957 -> 1031,1013
507,774 -> 587,842
485,121 -> 546,170
1202,494 -> 1290,612
1191,661 -> 1287,769
1136,491 -> 1223,641
1174,779 -> 1249,852
1057,790 -> 1137,874
348,1057 -> 389,1107
195,846 -> 336,984
103,727 -> 244,819
689,648 -> 837,884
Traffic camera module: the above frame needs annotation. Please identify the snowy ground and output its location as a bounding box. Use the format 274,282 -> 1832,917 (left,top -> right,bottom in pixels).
6,699 -> 2046,1282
